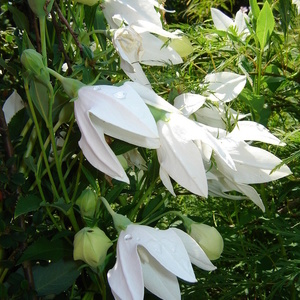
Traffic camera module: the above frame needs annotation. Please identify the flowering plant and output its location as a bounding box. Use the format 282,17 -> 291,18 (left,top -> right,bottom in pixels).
0,0 -> 299,299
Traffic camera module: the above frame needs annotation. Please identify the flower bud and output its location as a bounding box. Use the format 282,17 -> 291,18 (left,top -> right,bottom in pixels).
74,0 -> 99,6
76,189 -> 98,218
160,30 -> 194,58
21,49 -> 49,83
60,77 -> 85,99
73,227 -> 112,268
28,0 -> 54,17
190,223 -> 224,260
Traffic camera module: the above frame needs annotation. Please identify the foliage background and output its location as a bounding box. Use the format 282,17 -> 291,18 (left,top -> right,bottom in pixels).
0,0 -> 299,299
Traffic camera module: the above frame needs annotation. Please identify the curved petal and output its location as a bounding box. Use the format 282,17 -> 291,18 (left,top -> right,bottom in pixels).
211,8 -> 234,31
157,118 -> 208,197
139,247 -> 181,300
174,93 -> 206,116
124,82 -> 180,113
3,90 -> 25,124
107,230 -> 144,300
204,72 -> 246,102
125,225 -> 197,283
159,166 -> 176,196
228,121 -> 285,145
171,228 -> 216,271
79,85 -> 160,149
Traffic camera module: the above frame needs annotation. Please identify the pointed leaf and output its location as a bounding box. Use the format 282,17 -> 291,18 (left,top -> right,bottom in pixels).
256,1 -> 275,49
14,195 -> 42,218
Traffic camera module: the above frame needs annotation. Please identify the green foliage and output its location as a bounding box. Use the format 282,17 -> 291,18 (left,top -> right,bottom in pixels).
0,0 -> 299,299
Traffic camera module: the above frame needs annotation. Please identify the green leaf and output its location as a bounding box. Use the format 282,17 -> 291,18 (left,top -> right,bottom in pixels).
23,156 -> 37,173
33,260 -> 80,296
7,4 -> 29,33
17,237 -> 73,264
40,198 -> 72,215
14,195 -> 42,218
249,0 -> 260,20
29,80 -> 49,123
256,1 -> 275,50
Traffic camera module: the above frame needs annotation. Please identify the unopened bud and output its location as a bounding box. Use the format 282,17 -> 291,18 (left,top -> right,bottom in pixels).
76,189 -> 98,218
73,227 -> 112,268
28,0 -> 54,17
160,30 -> 193,58
190,223 -> 224,260
21,49 -> 49,83
74,0 -> 99,6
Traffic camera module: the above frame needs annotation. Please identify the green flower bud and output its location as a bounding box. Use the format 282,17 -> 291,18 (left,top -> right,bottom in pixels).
160,30 -> 194,58
28,0 -> 54,17
60,77 -> 85,99
76,189 -> 98,218
74,0 -> 99,6
190,223 -> 224,260
58,102 -> 74,124
73,227 -> 112,268
21,49 -> 49,83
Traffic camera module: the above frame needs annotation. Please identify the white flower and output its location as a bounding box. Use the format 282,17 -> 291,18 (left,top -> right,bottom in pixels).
292,0 -> 300,14
108,224 -> 216,300
112,26 -> 182,86
211,8 -> 250,37
74,84 -> 160,183
2,90 -> 25,124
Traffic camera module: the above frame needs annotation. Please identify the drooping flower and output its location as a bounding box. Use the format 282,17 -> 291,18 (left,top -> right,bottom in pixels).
74,84 -> 160,183
73,227 -> 112,268
292,0 -> 300,14
102,0 -> 184,85
107,224 -> 216,300
211,8 -> 250,37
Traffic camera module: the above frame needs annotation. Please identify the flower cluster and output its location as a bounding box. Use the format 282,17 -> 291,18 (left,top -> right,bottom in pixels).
70,1 -> 291,299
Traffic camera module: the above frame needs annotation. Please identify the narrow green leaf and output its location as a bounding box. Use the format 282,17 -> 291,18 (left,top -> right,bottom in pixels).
29,80 -> 49,123
14,195 -> 42,218
23,156 -> 37,173
33,260 -> 80,296
17,237 -> 73,264
7,4 -> 29,33
249,0 -> 260,20
256,1 -> 275,50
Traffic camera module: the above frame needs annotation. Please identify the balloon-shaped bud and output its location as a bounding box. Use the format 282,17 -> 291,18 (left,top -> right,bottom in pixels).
74,0 -> 99,6
190,223 -> 224,260
76,189 -> 98,218
73,227 -> 112,268
28,0 -> 54,17
21,49 -> 49,83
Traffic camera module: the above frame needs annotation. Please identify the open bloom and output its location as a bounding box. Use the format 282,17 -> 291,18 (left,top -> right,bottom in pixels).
103,0 -> 184,85
74,84 -> 159,183
108,224 -> 216,300
211,8 -> 250,37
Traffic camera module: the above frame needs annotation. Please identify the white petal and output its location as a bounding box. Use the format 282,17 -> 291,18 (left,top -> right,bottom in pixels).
74,97 -> 129,183
234,10 -> 249,35
171,228 -> 216,271
3,90 -> 25,124
139,247 -> 181,300
211,8 -> 234,31
79,85 -> 160,149
103,0 -> 162,29
123,62 -> 151,87
228,121 -> 285,145
107,230 -> 144,300
157,118 -> 208,197
124,82 -> 180,113
126,225 -> 197,283
174,93 -> 206,116
159,166 -> 176,196
139,31 -> 182,66
215,139 -> 292,184
204,72 -> 246,102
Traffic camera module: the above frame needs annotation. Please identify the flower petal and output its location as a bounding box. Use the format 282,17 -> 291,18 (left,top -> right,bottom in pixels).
228,121 -> 285,145
157,117 -> 208,197
3,90 -> 25,124
174,93 -> 206,116
126,225 -> 197,283
211,8 -> 234,31
107,230 -> 144,300
204,72 -> 246,102
139,247 -> 181,300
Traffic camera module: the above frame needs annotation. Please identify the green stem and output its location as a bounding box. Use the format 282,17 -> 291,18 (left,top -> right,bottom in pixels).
39,17 -> 47,66
24,79 -> 59,199
256,50 -> 263,95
